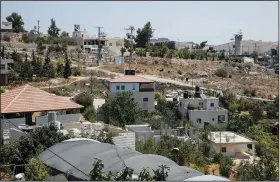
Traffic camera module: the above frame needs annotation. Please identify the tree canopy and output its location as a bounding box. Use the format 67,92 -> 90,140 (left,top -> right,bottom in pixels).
6,12 -> 25,33
135,22 -> 153,48
102,92 -> 140,127
48,18 -> 61,37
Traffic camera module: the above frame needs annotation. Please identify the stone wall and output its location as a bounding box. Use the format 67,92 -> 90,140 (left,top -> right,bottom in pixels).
1,32 -> 23,42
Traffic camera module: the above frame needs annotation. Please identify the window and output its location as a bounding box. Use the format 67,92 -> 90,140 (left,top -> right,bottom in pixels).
109,43 -> 112,46
143,98 -> 148,102
221,147 -> 227,153
218,115 -> 225,123
0,64 -> 5,70
199,102 -> 203,108
210,103 -> 214,107
180,102 -> 182,107
116,85 -> 120,90
196,118 -> 202,124
212,118 -> 215,121
132,84 -> 135,90
121,85 -> 125,90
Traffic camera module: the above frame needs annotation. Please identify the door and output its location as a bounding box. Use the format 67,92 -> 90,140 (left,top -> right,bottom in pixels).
204,122 -> 210,129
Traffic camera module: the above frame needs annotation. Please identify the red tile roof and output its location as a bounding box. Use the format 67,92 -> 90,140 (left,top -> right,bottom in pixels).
1,84 -> 83,114
109,75 -> 154,83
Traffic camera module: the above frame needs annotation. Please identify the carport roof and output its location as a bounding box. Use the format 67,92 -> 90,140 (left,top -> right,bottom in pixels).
39,139 -> 207,181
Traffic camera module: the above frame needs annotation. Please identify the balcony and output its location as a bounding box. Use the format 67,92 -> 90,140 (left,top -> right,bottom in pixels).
139,83 -> 154,92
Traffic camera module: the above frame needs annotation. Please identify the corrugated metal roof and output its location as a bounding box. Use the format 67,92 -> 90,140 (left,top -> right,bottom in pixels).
109,75 -> 154,83
1,85 -> 83,113
39,139 -> 207,181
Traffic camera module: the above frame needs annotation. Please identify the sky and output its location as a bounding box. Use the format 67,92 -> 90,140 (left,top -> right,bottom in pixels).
1,1 -> 279,45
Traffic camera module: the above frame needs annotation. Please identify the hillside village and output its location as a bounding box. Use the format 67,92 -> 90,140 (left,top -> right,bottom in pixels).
0,8 -> 279,182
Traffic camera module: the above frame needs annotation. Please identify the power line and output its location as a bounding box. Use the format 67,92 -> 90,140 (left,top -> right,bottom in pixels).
0,115 -> 90,178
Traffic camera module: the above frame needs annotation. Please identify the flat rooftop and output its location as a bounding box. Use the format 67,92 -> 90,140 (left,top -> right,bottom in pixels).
208,131 -> 256,144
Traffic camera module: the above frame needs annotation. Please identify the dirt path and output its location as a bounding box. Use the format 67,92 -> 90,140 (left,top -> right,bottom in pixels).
87,66 -> 274,102
39,77 -> 86,89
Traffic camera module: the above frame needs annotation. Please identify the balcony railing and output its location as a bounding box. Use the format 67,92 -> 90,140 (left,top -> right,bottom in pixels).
139,83 -> 154,92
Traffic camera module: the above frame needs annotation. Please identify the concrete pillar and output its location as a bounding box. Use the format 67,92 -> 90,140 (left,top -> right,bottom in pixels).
252,143 -> 255,158
189,128 -> 193,138
165,124 -> 168,136
160,122 -> 164,136
168,127 -> 172,136
180,120 -> 183,127
185,124 -> 188,136
174,130 -> 177,138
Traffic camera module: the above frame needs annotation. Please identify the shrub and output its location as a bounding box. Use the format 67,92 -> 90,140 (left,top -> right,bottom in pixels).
187,104 -> 200,110
3,35 -> 11,42
74,92 -> 93,109
215,68 -> 228,78
84,106 -> 97,123
72,65 -> 83,76
0,88 -> 5,94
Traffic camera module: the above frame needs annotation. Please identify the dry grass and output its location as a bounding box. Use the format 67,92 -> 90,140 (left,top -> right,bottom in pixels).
102,57 -> 278,99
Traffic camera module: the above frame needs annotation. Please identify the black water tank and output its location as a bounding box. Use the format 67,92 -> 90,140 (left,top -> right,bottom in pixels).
183,91 -> 189,98
125,69 -> 136,75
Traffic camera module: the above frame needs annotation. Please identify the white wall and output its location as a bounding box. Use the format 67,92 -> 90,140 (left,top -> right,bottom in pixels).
113,132 -> 135,151
135,131 -> 154,142
179,97 -> 221,119
108,91 -> 155,112
188,110 -> 228,129
110,83 -> 140,92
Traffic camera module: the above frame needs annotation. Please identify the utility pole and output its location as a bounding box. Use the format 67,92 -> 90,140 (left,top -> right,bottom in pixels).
37,20 -> 40,38
124,26 -> 135,70
96,26 -> 103,65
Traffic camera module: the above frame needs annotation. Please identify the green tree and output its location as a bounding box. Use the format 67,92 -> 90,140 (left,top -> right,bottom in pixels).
63,51 -> 72,79
0,123 -> 70,165
44,62 -> 57,79
103,92 -> 140,127
56,57 -> 64,77
120,47 -> 126,56
47,18 -> 61,37
135,22 -> 154,48
227,114 -> 255,134
72,64 -> 83,76
6,12 -> 25,33
24,157 -> 49,181
84,106 -> 97,123
60,31 -> 69,38
212,153 -> 233,178
236,151 -> 279,181
74,92 -> 93,109
37,40 -> 46,55
199,41 -> 208,49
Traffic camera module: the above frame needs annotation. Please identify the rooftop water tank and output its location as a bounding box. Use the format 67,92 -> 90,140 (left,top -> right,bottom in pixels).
48,111 -> 57,124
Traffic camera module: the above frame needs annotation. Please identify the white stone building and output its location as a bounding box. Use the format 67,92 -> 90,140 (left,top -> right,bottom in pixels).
179,94 -> 228,129
107,70 -> 155,112
208,131 -> 257,158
